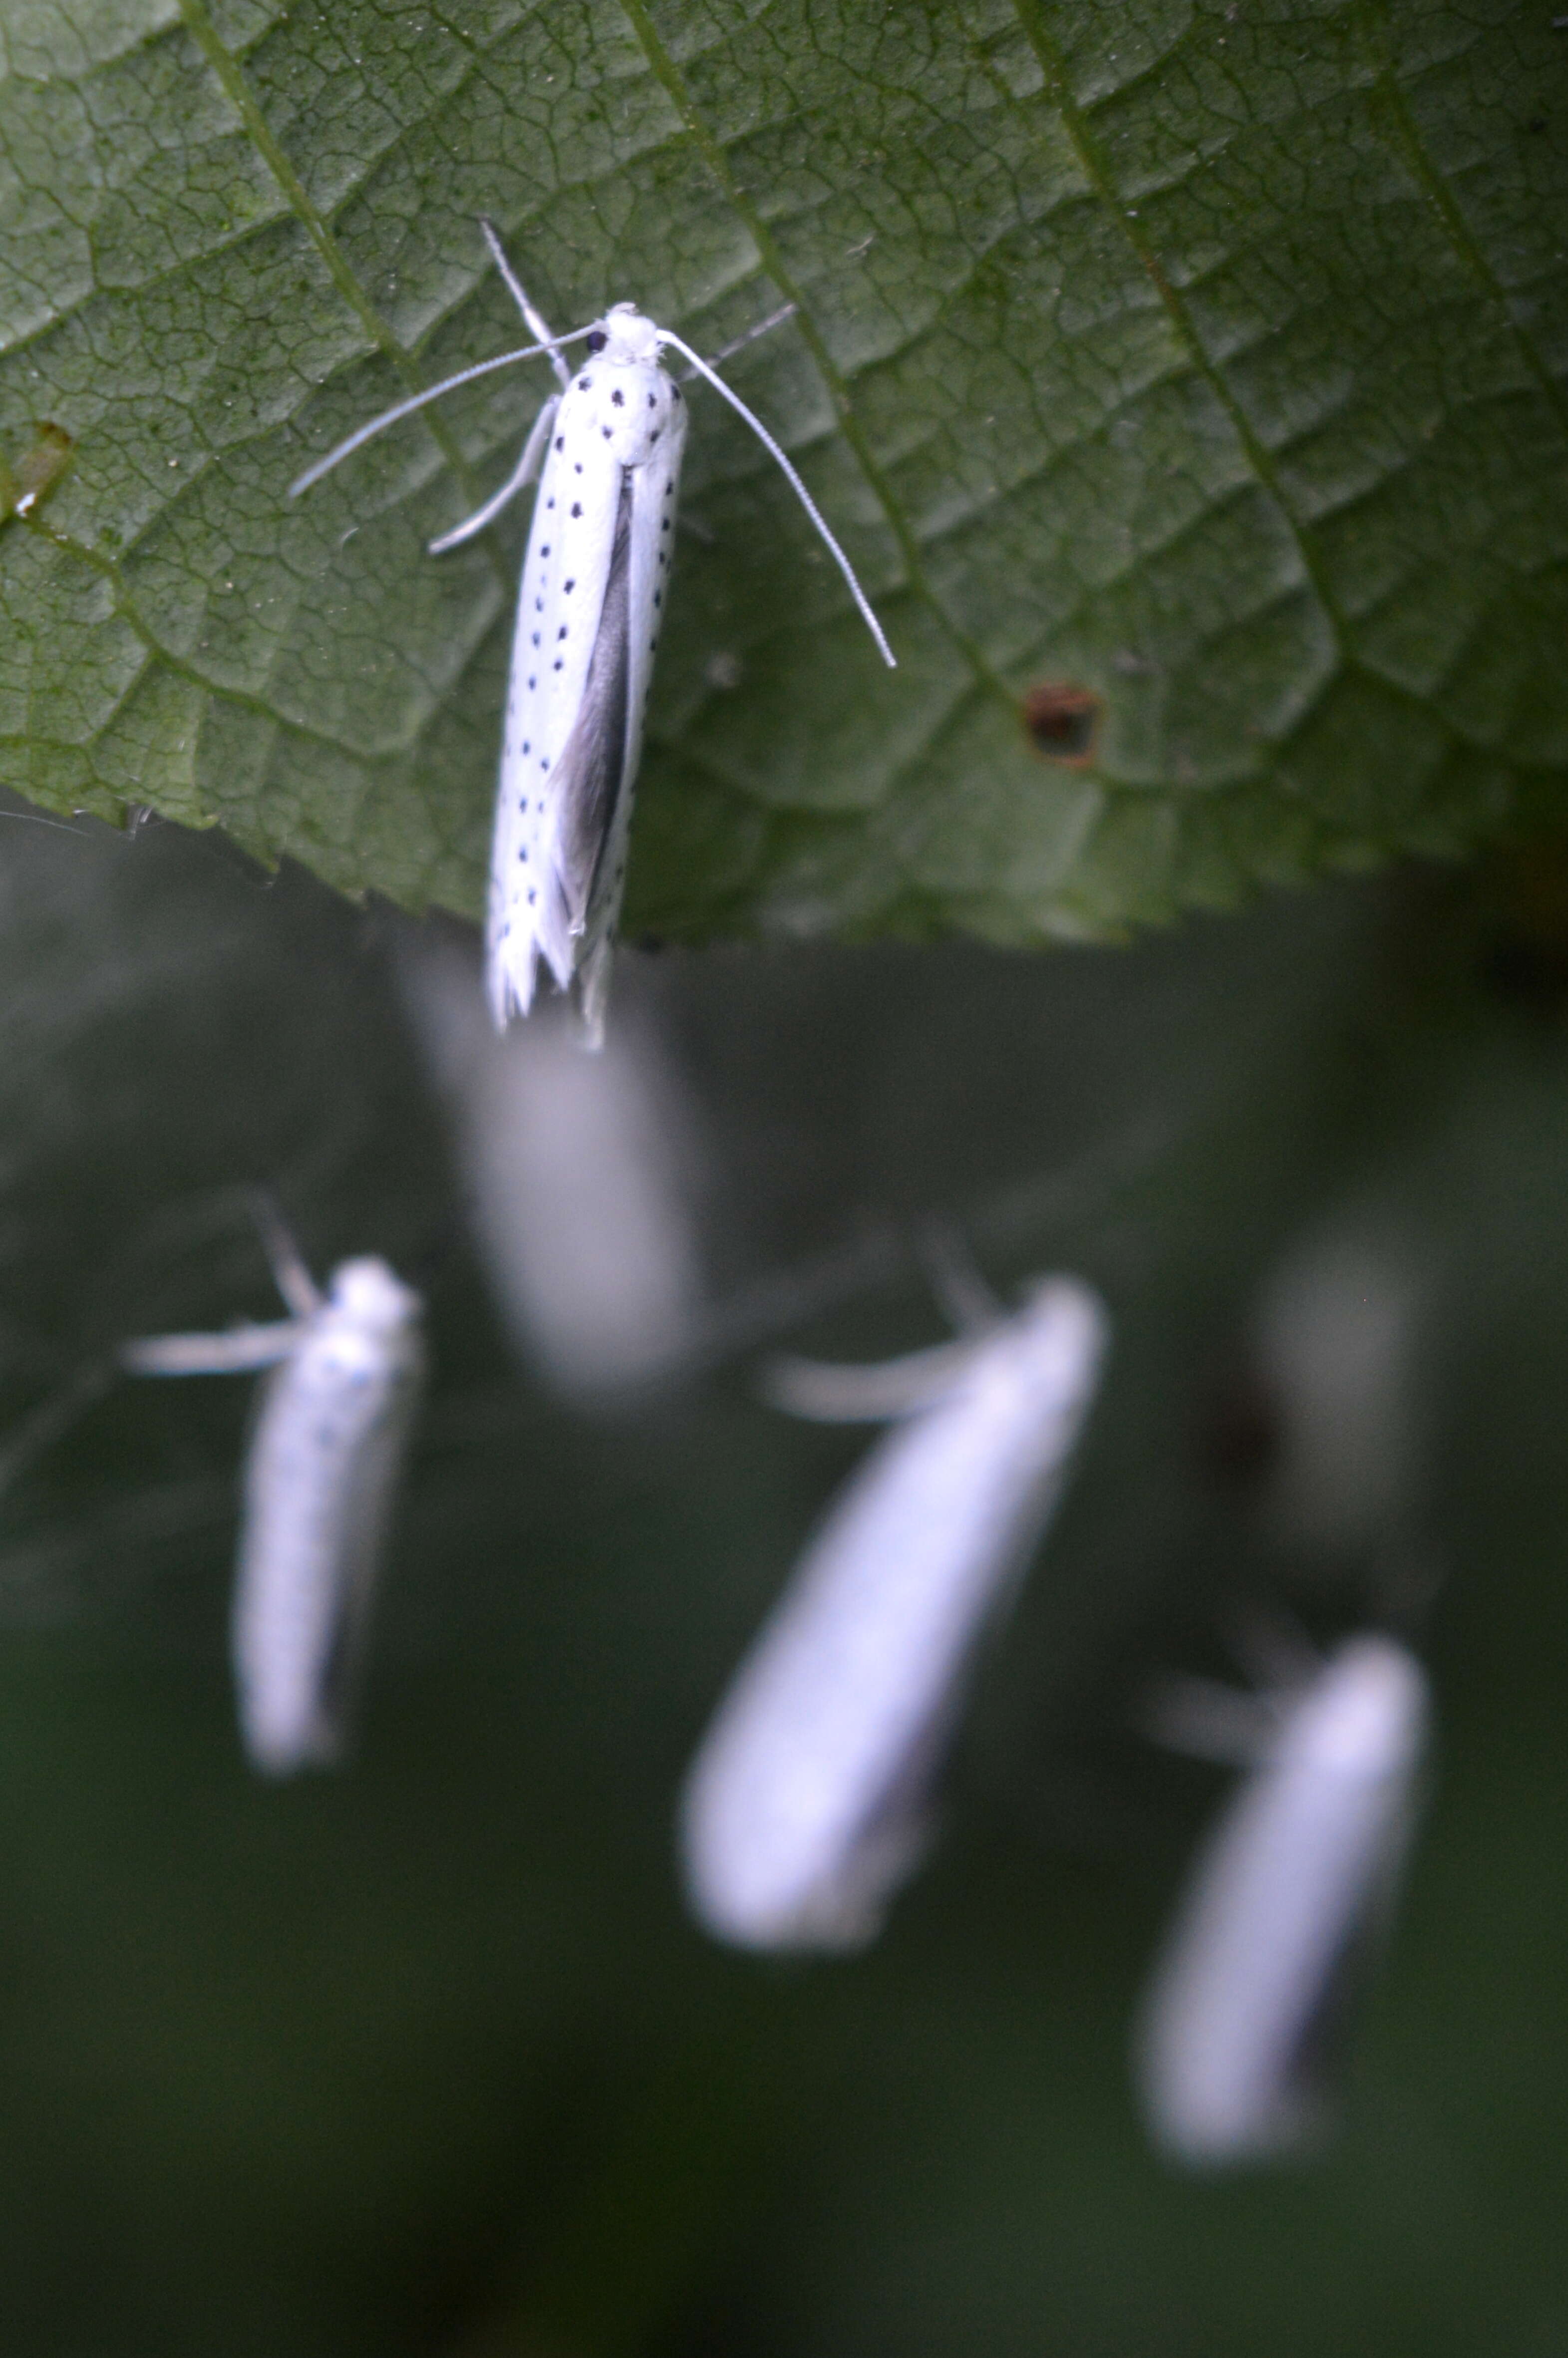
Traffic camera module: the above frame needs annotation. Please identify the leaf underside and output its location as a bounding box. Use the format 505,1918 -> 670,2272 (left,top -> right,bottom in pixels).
1,0 -> 1566,947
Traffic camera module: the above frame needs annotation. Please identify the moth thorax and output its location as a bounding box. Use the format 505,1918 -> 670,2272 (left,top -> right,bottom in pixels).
328,1256 -> 422,1334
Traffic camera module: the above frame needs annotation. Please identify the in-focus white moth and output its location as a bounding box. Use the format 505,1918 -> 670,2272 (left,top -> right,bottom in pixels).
1133,1633 -> 1430,2166
123,1233 -> 425,1775
293,222 -> 896,1048
679,1275 -> 1110,1953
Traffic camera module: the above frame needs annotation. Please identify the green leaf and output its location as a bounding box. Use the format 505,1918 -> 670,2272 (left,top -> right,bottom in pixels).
1,0 -> 1566,943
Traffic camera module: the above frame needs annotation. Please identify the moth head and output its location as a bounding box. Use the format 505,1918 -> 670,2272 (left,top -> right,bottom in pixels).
1282,1637 -> 1429,1779
595,303 -> 662,364
1013,1274 -> 1111,1364
328,1256 -> 422,1334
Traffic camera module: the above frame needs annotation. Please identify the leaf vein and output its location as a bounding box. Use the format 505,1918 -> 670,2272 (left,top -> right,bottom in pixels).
615,0 -> 1011,706
28,517 -> 413,770
1005,0 -> 1355,662
172,0 -> 504,585
1355,0 -> 1568,444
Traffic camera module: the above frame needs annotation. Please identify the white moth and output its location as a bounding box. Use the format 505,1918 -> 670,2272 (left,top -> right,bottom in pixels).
122,1235 -> 425,1775
1134,1633 -> 1430,2166
293,222 -> 896,1047
1253,1237 -> 1421,1558
679,1275 -> 1109,1953
405,941 -> 702,1398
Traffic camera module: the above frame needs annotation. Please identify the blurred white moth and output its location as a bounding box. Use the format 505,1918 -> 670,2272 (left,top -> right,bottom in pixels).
123,1234 -> 425,1775
293,222 -> 895,1047
1253,1236 -> 1421,1558
679,1275 -> 1110,1953
1134,1633 -> 1430,2166
404,942 -> 702,1398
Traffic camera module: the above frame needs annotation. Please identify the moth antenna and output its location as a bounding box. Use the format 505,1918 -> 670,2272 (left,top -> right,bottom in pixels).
477,217 -> 574,392
289,328 -> 596,498
247,1188 -> 322,1320
656,328 -> 897,667
761,1336 -> 978,1423
913,1218 -> 1002,1336
1138,1672 -> 1281,1767
0,1357 -> 117,1501
685,301 -> 798,378
1226,1598 -> 1321,1694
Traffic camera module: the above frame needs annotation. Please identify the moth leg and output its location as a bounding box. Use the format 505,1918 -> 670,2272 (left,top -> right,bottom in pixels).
428,394 -> 559,555
478,217 -> 573,392
121,1321 -> 302,1377
760,1335 -> 980,1424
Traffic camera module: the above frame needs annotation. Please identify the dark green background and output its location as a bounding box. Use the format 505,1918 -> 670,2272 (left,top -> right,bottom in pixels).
0,798 -> 1564,2354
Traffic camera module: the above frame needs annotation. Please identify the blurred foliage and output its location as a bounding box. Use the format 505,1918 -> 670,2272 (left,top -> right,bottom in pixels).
0,798 -> 1565,2352
2,0 -> 1567,941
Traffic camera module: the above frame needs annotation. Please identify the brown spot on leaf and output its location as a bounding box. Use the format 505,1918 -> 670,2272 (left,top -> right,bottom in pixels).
1021,680 -> 1101,766
0,421 -> 74,525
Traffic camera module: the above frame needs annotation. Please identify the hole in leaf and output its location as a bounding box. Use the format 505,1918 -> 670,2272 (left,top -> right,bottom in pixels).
1021,681 -> 1101,766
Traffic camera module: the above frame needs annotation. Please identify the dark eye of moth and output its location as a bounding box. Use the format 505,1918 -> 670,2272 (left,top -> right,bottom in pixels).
586,330 -> 607,354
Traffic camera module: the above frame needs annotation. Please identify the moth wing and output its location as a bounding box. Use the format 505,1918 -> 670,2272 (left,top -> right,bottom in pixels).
621,386 -> 687,801
305,1340 -> 424,1757
570,393 -> 688,1047
681,1314 -> 1103,1950
1133,1640 -> 1428,2163
232,1325 -> 424,1772
536,482 -> 632,988
487,353 -> 686,1041
488,423 -> 624,1027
